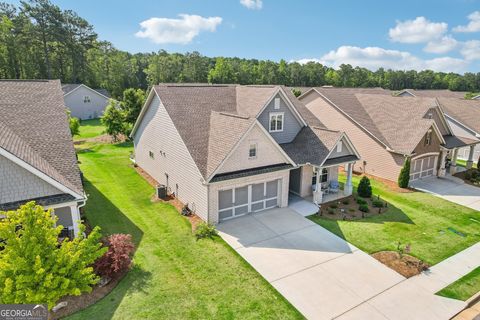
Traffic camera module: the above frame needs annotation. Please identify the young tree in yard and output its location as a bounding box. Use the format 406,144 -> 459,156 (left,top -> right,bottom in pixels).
101,99 -> 125,141
0,202 -> 106,309
398,157 -> 411,188
358,176 -> 372,198
95,234 -> 135,279
67,110 -> 80,136
119,88 -> 145,126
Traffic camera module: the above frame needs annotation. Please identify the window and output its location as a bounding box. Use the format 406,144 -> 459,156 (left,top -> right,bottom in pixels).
274,98 -> 280,110
312,168 -> 329,185
248,143 -> 257,159
336,141 -> 343,153
425,129 -> 432,145
149,151 -> 154,159
269,112 -> 284,132
83,95 -> 91,103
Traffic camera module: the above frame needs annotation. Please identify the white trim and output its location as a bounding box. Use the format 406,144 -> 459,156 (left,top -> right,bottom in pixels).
207,120 -> 296,182
130,87 -> 157,138
0,147 -> 84,200
44,200 -> 80,210
410,154 -> 438,181
433,99 -> 454,135
472,95 -> 480,100
256,87 -> 307,127
444,113 -> 480,137
269,112 -> 284,132
395,89 -> 416,97
318,132 -> 361,167
248,141 -> 257,159
63,84 -> 111,101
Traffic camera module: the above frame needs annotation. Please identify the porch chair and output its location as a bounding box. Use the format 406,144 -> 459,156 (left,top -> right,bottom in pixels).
329,180 -> 340,193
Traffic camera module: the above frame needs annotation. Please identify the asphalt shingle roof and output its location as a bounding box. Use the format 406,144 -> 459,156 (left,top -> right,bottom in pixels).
62,83 -> 111,98
146,84 -> 335,180
438,97 -> 480,134
0,80 -> 84,197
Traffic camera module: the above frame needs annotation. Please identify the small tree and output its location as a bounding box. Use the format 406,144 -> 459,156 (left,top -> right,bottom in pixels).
67,110 -> 80,136
291,88 -> 302,97
0,202 -> 106,309
477,156 -> 480,172
119,88 -> 146,126
101,100 -> 126,142
95,234 -> 135,279
357,176 -> 372,198
398,157 -> 411,188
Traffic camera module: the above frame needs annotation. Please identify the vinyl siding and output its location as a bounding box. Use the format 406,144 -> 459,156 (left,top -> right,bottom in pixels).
208,169 -> 290,224
326,136 -> 355,159
430,108 -> 449,135
215,123 -> 290,174
447,118 -> 480,161
413,128 -> 442,156
257,93 -> 302,144
133,94 -> 209,221
64,86 -> 109,120
303,92 -> 405,182
0,154 -> 63,204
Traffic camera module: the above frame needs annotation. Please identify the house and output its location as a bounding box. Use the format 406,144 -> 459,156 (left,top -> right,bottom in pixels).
130,84 -> 360,224
394,89 -> 467,99
0,80 -> 86,238
299,87 -> 479,185
436,98 -> 480,167
62,83 -> 110,120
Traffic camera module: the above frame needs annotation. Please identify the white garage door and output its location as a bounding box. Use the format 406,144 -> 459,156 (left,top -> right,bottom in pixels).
218,179 -> 279,221
410,156 -> 437,181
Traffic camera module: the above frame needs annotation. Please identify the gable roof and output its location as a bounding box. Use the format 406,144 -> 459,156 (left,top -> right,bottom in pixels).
0,80 -> 84,198
62,83 -> 111,99
437,97 -> 480,135
132,84 -> 328,180
395,89 -> 466,99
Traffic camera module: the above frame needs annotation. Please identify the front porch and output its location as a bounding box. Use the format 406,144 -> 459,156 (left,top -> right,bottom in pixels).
288,161 -> 354,206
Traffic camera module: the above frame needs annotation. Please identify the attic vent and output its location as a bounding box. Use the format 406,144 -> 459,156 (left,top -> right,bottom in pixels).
427,112 -> 433,119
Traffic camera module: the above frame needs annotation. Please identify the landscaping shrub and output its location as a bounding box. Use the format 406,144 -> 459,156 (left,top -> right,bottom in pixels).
372,199 -> 384,208
95,234 -> 135,279
358,176 -> 372,198
327,207 -> 335,215
195,223 -> 218,240
398,158 -> 411,188
348,208 -> 355,213
329,203 -> 338,209
356,197 -> 367,205
477,156 -> 480,171
342,199 -> 350,205
359,204 -> 369,213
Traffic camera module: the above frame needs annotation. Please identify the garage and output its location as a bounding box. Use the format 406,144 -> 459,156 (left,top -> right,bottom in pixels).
218,179 -> 279,221
410,155 -> 437,181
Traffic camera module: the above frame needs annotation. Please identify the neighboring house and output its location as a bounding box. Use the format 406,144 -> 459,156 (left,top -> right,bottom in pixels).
62,83 -> 110,120
131,84 -> 360,224
299,87 -> 478,185
436,98 -> 480,166
394,89 -> 467,99
0,80 -> 86,238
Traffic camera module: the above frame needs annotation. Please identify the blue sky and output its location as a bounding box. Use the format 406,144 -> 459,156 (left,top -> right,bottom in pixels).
7,0 -> 480,73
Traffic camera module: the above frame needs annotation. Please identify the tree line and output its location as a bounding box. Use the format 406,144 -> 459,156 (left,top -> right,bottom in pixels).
1,0 -> 480,99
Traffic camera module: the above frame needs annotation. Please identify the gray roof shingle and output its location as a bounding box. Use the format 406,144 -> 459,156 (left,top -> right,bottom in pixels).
0,80 -> 84,197
62,83 -> 111,98
438,97 -> 480,134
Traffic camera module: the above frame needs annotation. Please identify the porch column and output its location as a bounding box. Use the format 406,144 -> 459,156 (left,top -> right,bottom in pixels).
466,145 -> 476,169
449,148 -> 458,175
344,163 -> 353,196
70,205 -> 81,237
438,150 -> 447,177
314,168 -> 322,204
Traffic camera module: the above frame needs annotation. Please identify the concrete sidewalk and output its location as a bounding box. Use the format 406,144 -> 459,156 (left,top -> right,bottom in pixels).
338,242 -> 480,320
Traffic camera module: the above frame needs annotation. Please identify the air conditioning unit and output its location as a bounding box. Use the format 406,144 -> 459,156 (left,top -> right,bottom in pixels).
157,184 -> 167,200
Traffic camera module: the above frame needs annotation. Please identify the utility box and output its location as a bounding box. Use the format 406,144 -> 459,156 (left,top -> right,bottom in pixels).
157,184 -> 167,200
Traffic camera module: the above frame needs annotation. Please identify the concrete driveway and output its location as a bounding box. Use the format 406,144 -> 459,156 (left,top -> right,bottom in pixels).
217,208 -> 405,320
411,176 -> 480,211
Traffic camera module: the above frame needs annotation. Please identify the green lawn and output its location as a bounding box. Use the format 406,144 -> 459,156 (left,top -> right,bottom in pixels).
68,142 -> 302,319
457,159 -> 478,169
437,267 -> 480,301
310,175 -> 480,266
74,119 -> 104,140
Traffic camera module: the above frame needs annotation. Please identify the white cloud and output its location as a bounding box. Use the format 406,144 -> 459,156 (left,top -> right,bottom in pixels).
135,14 -> 222,44
460,40 -> 480,60
240,0 -> 262,10
295,58 -> 323,65
389,17 -> 447,43
424,35 -> 458,54
316,45 -> 467,73
453,11 -> 480,33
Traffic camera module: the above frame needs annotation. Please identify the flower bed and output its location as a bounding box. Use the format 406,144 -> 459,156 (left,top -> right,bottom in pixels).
317,194 -> 389,220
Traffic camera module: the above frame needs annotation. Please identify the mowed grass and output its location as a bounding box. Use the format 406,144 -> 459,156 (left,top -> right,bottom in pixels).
437,267 -> 480,301
457,159 -> 478,169
68,142 -> 302,320
310,175 -> 480,266
74,119 -> 104,140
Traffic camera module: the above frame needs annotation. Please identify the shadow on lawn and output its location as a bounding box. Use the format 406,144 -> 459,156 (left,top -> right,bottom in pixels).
310,202 -> 415,241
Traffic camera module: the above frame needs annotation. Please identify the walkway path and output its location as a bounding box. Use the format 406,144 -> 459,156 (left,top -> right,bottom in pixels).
338,242 -> 480,319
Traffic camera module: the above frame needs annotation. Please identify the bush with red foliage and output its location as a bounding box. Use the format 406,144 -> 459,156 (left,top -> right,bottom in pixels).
95,234 -> 135,278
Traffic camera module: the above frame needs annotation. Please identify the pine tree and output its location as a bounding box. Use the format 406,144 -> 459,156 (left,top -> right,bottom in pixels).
358,176 -> 372,198
398,157 -> 411,188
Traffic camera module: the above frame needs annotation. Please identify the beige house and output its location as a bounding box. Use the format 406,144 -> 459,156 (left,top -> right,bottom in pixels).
62,83 -> 110,120
131,84 -> 360,224
0,80 -> 86,238
299,87 -> 479,185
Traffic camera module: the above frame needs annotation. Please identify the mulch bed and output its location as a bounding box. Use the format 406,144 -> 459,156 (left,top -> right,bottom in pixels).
74,134 -> 127,145
372,251 -> 429,278
49,271 -> 127,319
354,172 -> 414,193
455,170 -> 480,188
134,165 -> 203,231
317,195 -> 388,220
